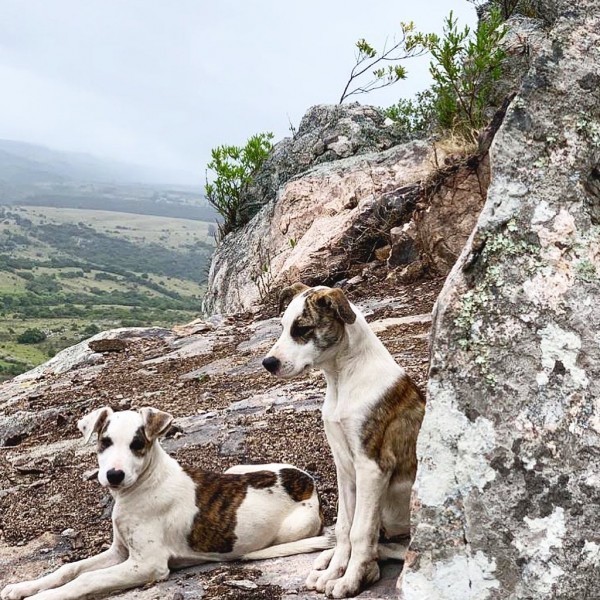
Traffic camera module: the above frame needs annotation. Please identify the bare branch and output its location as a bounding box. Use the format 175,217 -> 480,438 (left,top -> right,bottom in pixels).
339,25 -> 432,104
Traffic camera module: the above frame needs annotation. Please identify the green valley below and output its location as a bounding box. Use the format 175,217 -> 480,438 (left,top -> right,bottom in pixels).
0,205 -> 215,380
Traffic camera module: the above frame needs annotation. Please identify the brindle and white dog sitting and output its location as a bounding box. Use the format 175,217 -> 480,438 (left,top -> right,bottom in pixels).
263,283 -> 425,598
1,406 -> 331,600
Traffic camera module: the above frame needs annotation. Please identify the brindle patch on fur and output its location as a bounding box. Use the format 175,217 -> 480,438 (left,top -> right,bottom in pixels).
184,469 -> 277,554
310,288 -> 356,325
96,412 -> 111,435
246,470 -> 278,488
95,414 -> 112,452
129,426 -> 150,457
278,282 -> 310,314
279,468 -> 314,501
361,375 -> 425,480
290,291 -> 351,350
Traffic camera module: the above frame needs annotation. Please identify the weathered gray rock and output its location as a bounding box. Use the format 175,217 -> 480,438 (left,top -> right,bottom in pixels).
15,327 -> 172,382
205,140 -> 441,314
400,1 -> 600,597
489,15 -> 546,112
240,103 -> 408,222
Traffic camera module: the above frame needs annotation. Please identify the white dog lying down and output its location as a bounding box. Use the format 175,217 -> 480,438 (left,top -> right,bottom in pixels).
1,406 -> 331,600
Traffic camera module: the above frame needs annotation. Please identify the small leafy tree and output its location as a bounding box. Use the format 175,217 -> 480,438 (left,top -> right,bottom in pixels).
205,132 -> 274,240
427,9 -> 507,141
339,23 -> 435,104
82,323 -> 101,337
17,328 -> 46,344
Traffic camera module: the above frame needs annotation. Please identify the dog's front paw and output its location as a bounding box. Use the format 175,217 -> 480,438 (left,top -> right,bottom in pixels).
307,567 -> 341,592
324,560 -> 380,598
306,545 -> 350,592
2,583 -> 34,600
305,547 -> 337,589
315,567 -> 345,594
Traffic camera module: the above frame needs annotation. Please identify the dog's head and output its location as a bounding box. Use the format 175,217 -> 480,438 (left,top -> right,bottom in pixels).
78,406 -> 172,491
262,283 -> 356,378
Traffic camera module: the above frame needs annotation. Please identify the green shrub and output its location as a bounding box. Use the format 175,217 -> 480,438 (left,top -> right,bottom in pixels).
17,328 -> 47,344
339,24 -> 435,104
25,273 -> 61,295
383,8 -> 508,144
427,8 -> 507,141
205,132 -> 274,240
82,323 -> 101,337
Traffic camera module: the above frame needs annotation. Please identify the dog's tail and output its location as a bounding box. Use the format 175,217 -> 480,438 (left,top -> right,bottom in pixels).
241,533 -> 334,561
378,542 -> 409,561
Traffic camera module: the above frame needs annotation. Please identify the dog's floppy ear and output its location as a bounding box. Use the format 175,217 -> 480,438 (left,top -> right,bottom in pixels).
278,282 -> 310,315
78,407 -> 113,444
139,407 -> 173,441
313,288 -> 356,324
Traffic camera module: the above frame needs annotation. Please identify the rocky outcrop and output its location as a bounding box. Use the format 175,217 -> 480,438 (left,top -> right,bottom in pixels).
241,103 -> 408,221
400,1 -> 600,597
205,138 -> 443,314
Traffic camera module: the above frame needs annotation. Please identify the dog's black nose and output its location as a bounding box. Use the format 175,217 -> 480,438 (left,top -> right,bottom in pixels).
106,469 -> 125,486
262,356 -> 281,374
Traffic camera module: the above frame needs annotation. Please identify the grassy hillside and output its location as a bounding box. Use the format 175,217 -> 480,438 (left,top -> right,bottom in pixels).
0,206 -> 215,380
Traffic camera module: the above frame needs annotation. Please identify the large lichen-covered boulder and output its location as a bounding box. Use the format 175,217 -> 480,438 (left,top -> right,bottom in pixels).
400,1 -> 600,598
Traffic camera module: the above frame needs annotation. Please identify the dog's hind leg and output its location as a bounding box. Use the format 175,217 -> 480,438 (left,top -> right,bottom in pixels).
381,477 -> 413,538
377,542 -> 409,561
1,544 -> 126,600
274,499 -> 323,544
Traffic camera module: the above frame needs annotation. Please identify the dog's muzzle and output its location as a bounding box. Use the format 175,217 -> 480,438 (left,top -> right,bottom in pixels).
262,356 -> 281,374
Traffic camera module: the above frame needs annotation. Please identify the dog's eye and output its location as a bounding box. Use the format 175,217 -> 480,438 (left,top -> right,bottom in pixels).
292,324 -> 313,338
98,437 -> 113,451
130,438 -> 145,452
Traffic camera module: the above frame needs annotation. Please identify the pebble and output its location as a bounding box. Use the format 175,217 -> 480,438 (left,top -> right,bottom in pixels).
225,579 -> 258,590
61,528 -> 77,538
347,275 -> 364,286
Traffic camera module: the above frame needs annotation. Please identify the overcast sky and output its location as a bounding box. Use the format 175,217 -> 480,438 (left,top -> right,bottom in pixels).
0,1 -> 476,185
